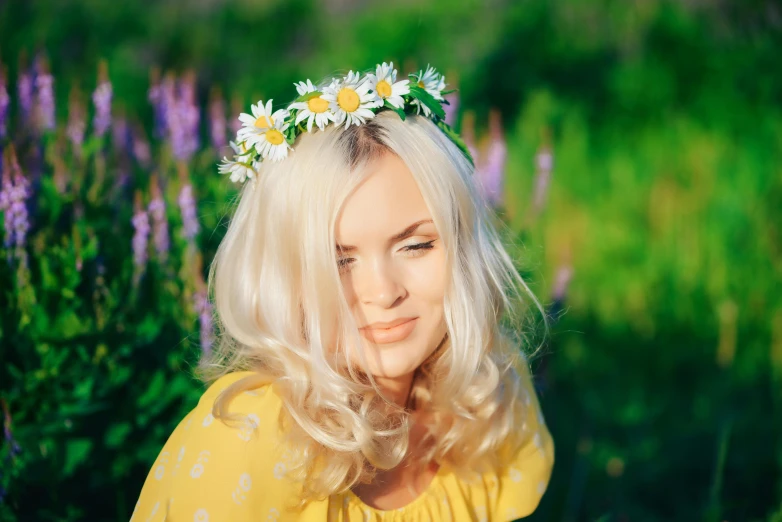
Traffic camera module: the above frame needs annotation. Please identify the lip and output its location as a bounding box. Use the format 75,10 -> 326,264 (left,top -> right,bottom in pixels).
360,317 -> 418,344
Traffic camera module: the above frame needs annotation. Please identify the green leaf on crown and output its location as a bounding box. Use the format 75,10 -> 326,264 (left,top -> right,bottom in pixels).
292,91 -> 324,103
408,85 -> 446,120
437,120 -> 474,167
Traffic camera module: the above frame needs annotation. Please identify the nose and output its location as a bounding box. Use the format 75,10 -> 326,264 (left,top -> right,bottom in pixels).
356,257 -> 406,308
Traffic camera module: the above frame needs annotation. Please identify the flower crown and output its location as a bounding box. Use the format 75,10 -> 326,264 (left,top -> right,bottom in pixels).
218,62 -> 472,184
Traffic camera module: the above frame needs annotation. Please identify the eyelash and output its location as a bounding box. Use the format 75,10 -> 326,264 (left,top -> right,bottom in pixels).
337,240 -> 436,271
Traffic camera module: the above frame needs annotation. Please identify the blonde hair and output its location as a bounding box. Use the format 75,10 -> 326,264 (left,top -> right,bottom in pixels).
195,103 -> 549,507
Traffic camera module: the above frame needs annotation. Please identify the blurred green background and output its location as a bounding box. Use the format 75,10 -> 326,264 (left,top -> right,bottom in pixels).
0,0 -> 780,521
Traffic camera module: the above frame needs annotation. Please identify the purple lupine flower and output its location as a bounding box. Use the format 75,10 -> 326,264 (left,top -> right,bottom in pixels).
546,263 -> 573,327
52,156 -> 67,195
67,86 -> 86,152
0,148 -> 31,264
33,56 -> 55,132
111,112 -> 130,153
443,91 -> 459,127
166,79 -> 186,159
8,150 -> 30,248
0,70 -> 10,140
169,72 -> 200,161
177,181 -> 199,241
461,111 -> 479,166
181,72 -> 201,159
193,288 -> 215,355
0,158 -> 12,250
148,176 -> 170,264
208,87 -> 227,150
532,142 -> 554,216
148,68 -> 171,140
131,122 -> 152,169
2,397 -> 22,462
92,61 -> 112,138
17,70 -> 33,126
478,109 -> 506,207
159,72 -> 176,141
74,202 -> 85,272
552,264 -> 573,302
131,192 -> 150,285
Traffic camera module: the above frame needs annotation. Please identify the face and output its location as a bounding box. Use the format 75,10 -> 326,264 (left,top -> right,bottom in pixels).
335,150 -> 448,385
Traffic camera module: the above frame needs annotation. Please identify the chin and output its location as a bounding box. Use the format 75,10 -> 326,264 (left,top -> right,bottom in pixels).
362,341 -> 433,379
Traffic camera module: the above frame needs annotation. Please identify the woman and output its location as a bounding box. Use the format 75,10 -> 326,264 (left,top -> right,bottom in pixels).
131,63 -> 554,521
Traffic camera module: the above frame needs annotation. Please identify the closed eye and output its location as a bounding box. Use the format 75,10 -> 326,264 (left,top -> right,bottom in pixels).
402,239 -> 436,253
336,239 -> 437,272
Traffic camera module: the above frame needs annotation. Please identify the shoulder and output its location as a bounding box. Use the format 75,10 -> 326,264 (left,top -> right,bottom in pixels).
489,355 -> 556,520
131,371 -> 302,522
186,370 -> 285,442
198,370 -> 283,417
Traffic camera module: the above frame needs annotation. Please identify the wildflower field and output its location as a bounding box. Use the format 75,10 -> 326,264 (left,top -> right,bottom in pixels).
0,1 -> 780,521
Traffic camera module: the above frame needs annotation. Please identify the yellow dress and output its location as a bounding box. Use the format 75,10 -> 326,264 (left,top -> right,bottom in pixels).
131,364 -> 554,522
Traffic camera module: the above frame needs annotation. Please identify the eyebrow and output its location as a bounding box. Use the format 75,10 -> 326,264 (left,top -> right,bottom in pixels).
336,219 -> 435,253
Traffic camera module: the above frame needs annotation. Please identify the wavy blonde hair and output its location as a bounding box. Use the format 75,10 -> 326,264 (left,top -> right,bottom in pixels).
195,103 -> 548,508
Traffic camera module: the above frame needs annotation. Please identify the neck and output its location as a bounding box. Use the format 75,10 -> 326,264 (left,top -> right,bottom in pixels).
373,371 -> 415,409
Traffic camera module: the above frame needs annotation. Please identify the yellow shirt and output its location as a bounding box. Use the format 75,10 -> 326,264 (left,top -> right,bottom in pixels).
131,365 -> 554,521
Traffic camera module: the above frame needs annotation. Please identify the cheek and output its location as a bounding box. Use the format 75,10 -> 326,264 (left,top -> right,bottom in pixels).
404,249 -> 448,303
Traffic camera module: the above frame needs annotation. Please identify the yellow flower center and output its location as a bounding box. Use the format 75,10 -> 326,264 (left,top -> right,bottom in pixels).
417,80 -> 426,89
337,87 -> 360,113
307,96 -> 329,114
265,129 -> 284,145
254,115 -> 274,129
376,80 -> 392,98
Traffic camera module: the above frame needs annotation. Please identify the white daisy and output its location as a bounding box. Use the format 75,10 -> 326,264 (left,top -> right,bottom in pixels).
236,99 -> 292,162
365,61 -> 409,109
218,141 -> 256,184
410,65 -> 446,117
288,79 -> 336,132
321,71 -> 379,128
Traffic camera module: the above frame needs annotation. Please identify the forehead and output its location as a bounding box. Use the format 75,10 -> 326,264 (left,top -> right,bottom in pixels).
336,151 -> 432,241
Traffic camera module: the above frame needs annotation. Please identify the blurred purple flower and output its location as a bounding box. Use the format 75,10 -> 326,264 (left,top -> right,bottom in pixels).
0,148 -> 31,256
148,176 -> 170,264
177,181 -> 199,242
17,71 -> 33,126
169,72 -> 200,161
67,88 -> 86,151
74,202 -> 85,272
0,160 -> 11,249
209,88 -> 227,150
131,122 -> 152,168
461,111 -> 479,166
112,113 -> 130,153
92,61 -> 112,138
194,289 -> 215,355
52,157 -> 67,195
552,264 -> 573,302
533,145 -> 554,216
478,109 -> 506,207
148,69 -> 173,140
33,56 -> 55,131
1,401 -> 22,509
443,91 -> 459,127
547,263 -> 573,326
131,193 -> 150,285
0,72 -> 10,139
